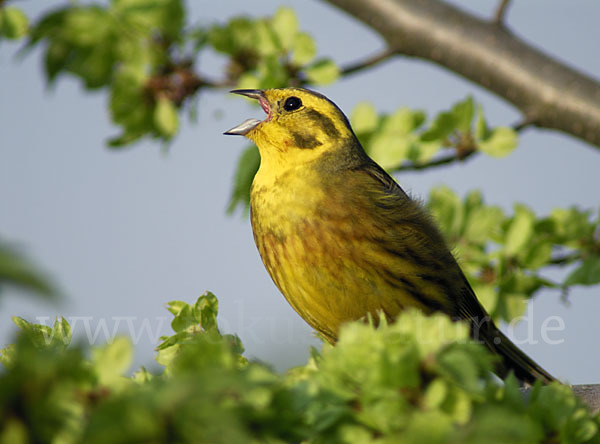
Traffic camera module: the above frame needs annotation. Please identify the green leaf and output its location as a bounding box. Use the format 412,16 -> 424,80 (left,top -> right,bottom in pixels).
254,20 -> 279,56
550,207 -> 594,245
257,54 -> 290,88
474,105 -> 488,139
409,139 -> 443,164
227,144 -> 260,215
11,316 -> 57,348
108,68 -> 152,146
304,59 -> 339,85
478,126 -> 517,157
504,205 -> 535,257
63,7 -> 112,46
421,110 -> 456,142
382,108 -> 419,135
0,242 -> 58,300
132,366 -> 153,384
271,7 -> 298,50
451,96 -> 474,133
171,304 -> 196,333
504,292 -> 528,321
44,40 -> 71,85
350,102 -> 378,134
564,256 -> 600,286
472,284 -> 498,315
193,292 -> 219,331
166,300 -> 189,316
0,7 -> 29,39
464,206 -> 504,244
236,73 -> 261,90
153,96 -> 179,138
0,344 -> 16,367
291,32 -> 316,65
112,0 -> 184,40
91,337 -> 133,386
51,317 -> 72,347
368,132 -> 410,170
364,108 -> 425,169
423,378 -> 448,409
428,186 -> 464,240
520,240 -> 553,269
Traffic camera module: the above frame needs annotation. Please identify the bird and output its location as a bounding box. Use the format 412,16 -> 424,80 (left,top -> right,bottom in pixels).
224,87 -> 554,384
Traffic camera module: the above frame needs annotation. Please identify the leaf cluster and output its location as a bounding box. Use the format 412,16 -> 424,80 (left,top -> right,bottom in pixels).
0,241 -> 58,302
351,97 -> 517,170
1,293 -> 598,443
205,7 -> 339,89
0,5 -> 28,40
428,187 -> 600,321
24,0 -> 185,145
21,4 -> 338,147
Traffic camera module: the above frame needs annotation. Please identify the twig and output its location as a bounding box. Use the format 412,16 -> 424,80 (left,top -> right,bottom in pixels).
548,252 -> 582,266
391,149 -> 478,173
199,76 -> 234,89
340,48 -> 396,76
512,115 -> 535,132
493,0 -> 512,26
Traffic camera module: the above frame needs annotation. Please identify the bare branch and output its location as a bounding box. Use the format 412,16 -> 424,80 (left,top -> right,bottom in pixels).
493,0 -> 512,26
512,117 -> 535,133
340,48 -> 396,76
567,385 -> 600,414
324,0 -> 600,150
391,149 -> 478,173
548,252 -> 582,266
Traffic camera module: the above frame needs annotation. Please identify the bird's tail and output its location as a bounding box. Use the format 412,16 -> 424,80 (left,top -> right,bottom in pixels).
478,321 -> 555,385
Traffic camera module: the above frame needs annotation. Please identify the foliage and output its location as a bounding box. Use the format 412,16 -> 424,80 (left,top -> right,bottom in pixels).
428,188 -> 600,322
20,3 -> 336,147
2,3 -> 600,441
0,5 -> 28,40
351,96 -> 517,170
0,241 -> 58,302
1,293 -> 598,443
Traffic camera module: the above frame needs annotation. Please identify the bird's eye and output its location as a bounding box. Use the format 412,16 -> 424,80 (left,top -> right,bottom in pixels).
283,96 -> 302,111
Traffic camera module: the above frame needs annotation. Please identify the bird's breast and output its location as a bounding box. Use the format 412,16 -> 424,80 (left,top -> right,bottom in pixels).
249,172 -> 403,341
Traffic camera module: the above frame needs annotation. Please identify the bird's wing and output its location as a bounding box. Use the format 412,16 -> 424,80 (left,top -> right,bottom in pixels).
348,160 -> 492,321
350,160 -> 555,384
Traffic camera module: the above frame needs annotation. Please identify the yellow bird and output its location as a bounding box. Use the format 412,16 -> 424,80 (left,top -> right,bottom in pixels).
225,87 -> 554,384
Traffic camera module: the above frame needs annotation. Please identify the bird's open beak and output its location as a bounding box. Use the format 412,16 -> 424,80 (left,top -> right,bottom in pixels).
224,89 -> 270,136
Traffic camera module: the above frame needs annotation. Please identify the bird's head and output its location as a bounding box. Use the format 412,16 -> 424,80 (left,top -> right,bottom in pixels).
225,88 -> 358,169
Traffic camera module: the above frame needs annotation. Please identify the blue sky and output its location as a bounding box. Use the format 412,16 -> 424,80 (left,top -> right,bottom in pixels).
1,0 -> 599,383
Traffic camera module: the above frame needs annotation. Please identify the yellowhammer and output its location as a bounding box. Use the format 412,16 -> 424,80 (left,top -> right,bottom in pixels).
225,87 -> 554,384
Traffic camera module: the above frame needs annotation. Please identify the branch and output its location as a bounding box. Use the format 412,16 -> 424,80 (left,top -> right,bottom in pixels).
568,385 -> 600,414
324,0 -> 600,149
548,251 -> 582,266
340,48 -> 396,76
521,385 -> 600,414
391,149 -> 477,173
493,0 -> 512,26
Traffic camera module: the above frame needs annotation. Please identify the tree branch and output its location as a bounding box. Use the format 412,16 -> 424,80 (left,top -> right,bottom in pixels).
493,0 -> 512,26
573,385 -> 600,414
391,149 -> 477,173
548,251 -> 582,266
324,0 -> 600,149
340,48 -> 396,76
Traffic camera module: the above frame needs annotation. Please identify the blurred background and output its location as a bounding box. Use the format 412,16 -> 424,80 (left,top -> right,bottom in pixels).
1,0 -> 599,383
